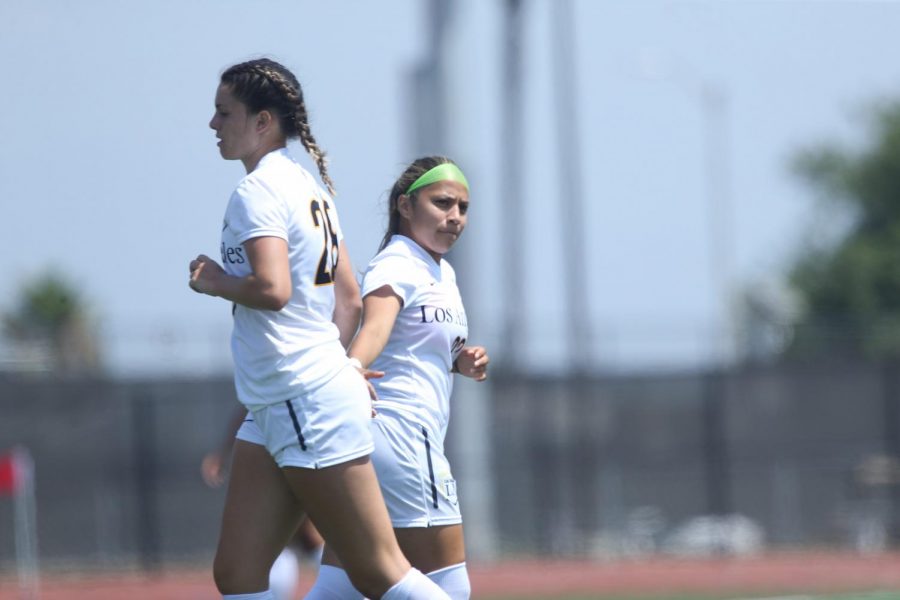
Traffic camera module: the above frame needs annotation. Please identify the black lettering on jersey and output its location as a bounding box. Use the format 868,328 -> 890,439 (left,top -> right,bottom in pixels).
420,305 -> 466,326
220,242 -> 246,265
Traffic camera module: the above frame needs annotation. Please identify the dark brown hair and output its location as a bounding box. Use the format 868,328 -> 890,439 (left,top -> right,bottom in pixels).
221,58 -> 335,196
379,156 -> 457,251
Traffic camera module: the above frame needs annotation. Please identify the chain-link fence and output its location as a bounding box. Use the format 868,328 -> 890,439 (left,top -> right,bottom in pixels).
1,360 -> 898,571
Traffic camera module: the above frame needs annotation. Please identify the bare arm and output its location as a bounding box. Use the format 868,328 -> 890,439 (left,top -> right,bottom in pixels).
347,285 -> 402,368
189,236 -> 291,311
331,240 -> 362,348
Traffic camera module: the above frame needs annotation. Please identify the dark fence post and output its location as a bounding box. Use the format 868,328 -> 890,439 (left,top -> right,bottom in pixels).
132,391 -> 160,571
884,360 -> 900,547
702,370 -> 732,518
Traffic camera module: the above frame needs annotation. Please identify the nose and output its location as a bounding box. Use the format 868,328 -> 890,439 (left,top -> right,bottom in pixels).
209,114 -> 218,130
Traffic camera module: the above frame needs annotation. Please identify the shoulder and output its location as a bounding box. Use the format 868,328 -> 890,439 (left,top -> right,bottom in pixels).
366,239 -> 423,276
362,242 -> 431,300
237,151 -> 315,199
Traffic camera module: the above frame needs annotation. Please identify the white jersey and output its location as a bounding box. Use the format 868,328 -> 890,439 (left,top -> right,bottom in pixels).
361,235 -> 469,443
220,148 -> 348,407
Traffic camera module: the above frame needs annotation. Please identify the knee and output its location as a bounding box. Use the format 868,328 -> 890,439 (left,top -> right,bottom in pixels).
332,545 -> 408,597
213,548 -> 270,594
344,567 -> 392,599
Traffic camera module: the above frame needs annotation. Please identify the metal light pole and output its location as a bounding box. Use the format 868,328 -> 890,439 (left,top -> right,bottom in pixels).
409,0 -> 498,561
700,82 -> 735,365
500,0 -> 525,372
552,0 -> 590,373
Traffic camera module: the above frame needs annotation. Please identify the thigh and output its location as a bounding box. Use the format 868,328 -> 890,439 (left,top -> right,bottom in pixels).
216,440 -> 305,569
282,455 -> 407,587
395,524 -> 466,575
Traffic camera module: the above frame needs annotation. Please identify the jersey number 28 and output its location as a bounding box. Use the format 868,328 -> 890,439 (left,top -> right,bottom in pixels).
310,199 -> 339,285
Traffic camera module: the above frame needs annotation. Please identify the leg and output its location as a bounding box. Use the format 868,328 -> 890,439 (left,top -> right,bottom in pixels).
290,515 -> 324,565
285,456 -> 449,599
303,562 -> 363,600
394,524 -> 465,575
283,456 -> 407,597
214,440 -> 305,595
309,523 -> 466,598
397,525 -> 469,599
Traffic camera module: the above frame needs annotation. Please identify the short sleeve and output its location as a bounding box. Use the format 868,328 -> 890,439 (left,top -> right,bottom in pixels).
362,255 -> 419,307
227,176 -> 288,244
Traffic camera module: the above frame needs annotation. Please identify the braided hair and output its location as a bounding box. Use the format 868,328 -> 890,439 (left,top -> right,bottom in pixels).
379,156 -> 455,252
221,58 -> 336,196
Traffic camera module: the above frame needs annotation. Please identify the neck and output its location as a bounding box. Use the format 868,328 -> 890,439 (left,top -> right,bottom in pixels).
399,232 -> 442,264
242,140 -> 287,173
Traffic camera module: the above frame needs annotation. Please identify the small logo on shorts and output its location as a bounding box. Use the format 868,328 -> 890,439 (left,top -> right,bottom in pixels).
442,478 -> 458,506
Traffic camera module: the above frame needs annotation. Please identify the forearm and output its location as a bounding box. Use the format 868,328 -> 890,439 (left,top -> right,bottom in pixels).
331,240 -> 362,348
333,300 -> 361,349
207,273 -> 289,311
347,323 -> 391,368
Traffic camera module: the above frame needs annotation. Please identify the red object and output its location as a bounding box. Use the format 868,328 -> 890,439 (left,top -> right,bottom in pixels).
0,451 -> 20,495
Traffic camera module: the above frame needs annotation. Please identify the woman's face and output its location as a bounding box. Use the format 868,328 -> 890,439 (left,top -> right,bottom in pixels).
399,179 -> 469,261
208,84 -> 261,163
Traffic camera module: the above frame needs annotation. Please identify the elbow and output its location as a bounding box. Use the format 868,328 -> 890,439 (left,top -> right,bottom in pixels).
262,286 -> 291,311
348,295 -> 363,318
337,291 -> 362,319
266,298 -> 289,311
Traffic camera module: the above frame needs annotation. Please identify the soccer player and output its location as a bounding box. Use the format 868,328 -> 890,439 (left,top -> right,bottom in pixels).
189,58 -> 451,600
305,157 -> 489,599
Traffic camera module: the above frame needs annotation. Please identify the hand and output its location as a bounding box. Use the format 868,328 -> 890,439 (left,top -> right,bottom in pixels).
455,346 -> 489,381
189,254 -> 226,296
200,451 -> 226,488
357,367 -> 384,417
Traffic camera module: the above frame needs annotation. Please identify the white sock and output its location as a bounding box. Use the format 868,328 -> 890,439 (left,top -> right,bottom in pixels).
223,592 -> 276,600
427,563 -> 470,600
303,565 -> 363,600
381,568 -> 451,600
269,547 -> 300,600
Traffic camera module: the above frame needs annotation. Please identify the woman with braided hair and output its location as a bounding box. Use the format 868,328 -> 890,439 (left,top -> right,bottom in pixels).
305,156 -> 489,600
188,58 -> 451,600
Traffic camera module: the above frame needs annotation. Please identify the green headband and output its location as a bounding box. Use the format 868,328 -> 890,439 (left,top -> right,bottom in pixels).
405,163 -> 469,195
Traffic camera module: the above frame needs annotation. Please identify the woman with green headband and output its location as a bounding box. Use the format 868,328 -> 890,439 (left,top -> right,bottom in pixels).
306,156 -> 489,599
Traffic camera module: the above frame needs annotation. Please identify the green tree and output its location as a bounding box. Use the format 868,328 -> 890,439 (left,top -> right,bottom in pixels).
787,100 -> 900,359
3,271 -> 102,373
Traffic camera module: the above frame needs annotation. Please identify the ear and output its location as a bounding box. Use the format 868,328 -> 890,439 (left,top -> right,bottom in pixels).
397,194 -> 414,219
255,110 -> 273,133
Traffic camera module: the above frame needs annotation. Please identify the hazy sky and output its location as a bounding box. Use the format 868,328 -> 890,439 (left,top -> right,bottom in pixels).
2,0 -> 899,375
